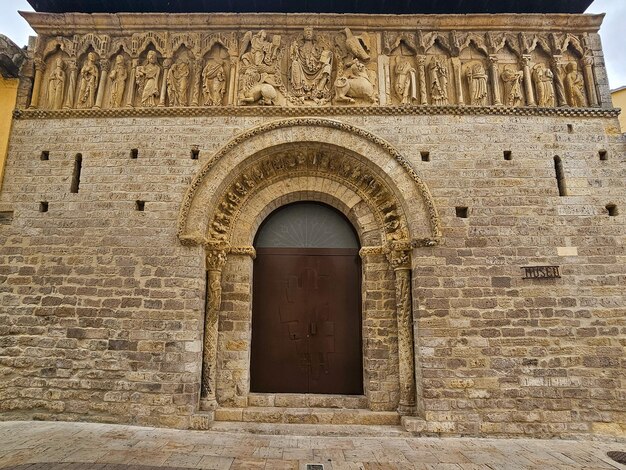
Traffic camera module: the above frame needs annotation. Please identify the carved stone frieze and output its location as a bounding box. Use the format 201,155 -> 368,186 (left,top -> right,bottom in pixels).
27,25 -> 605,111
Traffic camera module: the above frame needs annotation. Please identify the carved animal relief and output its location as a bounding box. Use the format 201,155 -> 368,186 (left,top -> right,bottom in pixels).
29,29 -> 602,111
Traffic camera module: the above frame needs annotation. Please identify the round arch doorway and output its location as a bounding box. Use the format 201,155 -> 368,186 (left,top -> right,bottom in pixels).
250,202 -> 364,395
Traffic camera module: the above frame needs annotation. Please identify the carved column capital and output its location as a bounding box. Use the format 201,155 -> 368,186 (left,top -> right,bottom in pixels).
34,58 -> 46,71
521,54 -> 532,67
583,55 -> 594,67
205,249 -> 227,272
386,241 -> 412,271
99,58 -> 110,72
489,54 -> 499,65
359,246 -> 385,258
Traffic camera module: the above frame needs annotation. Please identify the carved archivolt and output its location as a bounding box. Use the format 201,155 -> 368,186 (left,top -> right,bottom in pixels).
27,28 -> 603,111
177,118 -> 442,246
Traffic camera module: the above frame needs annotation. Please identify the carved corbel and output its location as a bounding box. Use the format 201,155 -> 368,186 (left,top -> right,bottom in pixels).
63,60 -> 78,109
29,58 -> 46,109
386,241 -> 416,415
200,248 -> 228,410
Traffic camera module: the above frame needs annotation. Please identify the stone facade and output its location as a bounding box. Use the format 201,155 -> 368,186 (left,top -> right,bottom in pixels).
0,12 -> 624,438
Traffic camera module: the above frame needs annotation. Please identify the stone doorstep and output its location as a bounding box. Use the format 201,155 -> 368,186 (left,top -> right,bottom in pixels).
207,420 -> 411,437
214,407 -> 401,426
247,393 -> 368,409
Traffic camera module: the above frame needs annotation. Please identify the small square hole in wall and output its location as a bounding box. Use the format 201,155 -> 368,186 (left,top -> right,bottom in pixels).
599,150 -> 608,161
39,201 -> 49,213
0,211 -> 14,225
130,148 -> 139,159
191,146 -> 200,160
40,151 -> 49,161
503,150 -> 513,161
420,151 -> 430,162
135,200 -> 145,212
606,204 -> 618,217
455,206 -> 468,218
567,124 -> 574,134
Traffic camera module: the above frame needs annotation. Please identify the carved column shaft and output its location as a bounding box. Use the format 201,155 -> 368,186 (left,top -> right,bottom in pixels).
126,59 -> 138,107
228,56 -> 238,105
388,246 -> 417,415
451,57 -> 463,105
29,59 -> 45,109
95,60 -> 109,109
159,59 -> 172,107
417,56 -> 428,106
521,55 -> 536,107
192,59 -> 202,107
64,61 -> 77,109
583,56 -> 599,107
551,56 -> 567,107
379,55 -> 390,106
200,249 -> 227,410
489,55 -> 502,106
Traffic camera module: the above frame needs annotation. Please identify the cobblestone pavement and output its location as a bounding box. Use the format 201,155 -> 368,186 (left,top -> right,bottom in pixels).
0,421 -> 625,470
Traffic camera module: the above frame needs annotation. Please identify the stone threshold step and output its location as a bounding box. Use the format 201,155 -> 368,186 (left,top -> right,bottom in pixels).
207,420 -> 410,437
248,393 -> 368,409
215,407 -> 401,425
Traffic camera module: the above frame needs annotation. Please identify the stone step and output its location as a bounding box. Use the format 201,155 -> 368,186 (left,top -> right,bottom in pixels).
207,420 -> 410,437
214,407 -> 401,426
247,393 -> 368,409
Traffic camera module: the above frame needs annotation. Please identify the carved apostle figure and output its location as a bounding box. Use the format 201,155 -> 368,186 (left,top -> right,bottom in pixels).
202,60 -> 226,106
429,56 -> 449,106
289,27 -> 333,105
467,63 -> 488,106
501,66 -> 524,107
47,58 -> 66,109
167,58 -> 190,106
77,52 -> 99,109
532,63 -> 555,107
136,51 -> 162,107
108,55 -> 128,108
394,58 -> 417,105
564,62 -> 586,107
239,30 -> 282,105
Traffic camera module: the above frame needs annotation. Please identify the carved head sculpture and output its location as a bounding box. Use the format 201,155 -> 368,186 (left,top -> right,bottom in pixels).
304,27 -> 314,41
55,58 -> 64,69
115,55 -> 124,67
147,50 -> 157,64
87,52 -> 96,63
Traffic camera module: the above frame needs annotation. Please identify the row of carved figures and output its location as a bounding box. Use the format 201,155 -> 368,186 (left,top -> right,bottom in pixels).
30,27 -> 599,109
392,55 -> 593,108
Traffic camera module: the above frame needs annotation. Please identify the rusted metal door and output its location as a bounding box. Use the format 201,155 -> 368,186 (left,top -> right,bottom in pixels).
251,248 -> 363,394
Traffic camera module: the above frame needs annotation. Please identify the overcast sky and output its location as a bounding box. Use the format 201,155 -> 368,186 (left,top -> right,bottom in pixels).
0,0 -> 624,89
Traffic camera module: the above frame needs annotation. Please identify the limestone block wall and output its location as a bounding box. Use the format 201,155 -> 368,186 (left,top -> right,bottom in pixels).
0,109 -> 623,437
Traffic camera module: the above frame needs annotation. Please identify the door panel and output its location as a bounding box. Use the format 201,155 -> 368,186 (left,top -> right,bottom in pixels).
251,248 -> 363,395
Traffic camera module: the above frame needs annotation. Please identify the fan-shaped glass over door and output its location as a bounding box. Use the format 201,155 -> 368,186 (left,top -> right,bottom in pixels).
252,202 -> 363,395
255,202 -> 359,249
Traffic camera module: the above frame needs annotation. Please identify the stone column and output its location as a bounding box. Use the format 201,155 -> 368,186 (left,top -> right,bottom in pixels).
388,243 -> 416,415
159,58 -> 172,107
63,60 -> 78,109
550,55 -> 567,107
451,57 -> 463,105
489,55 -> 502,106
521,55 -> 536,107
126,59 -> 138,107
582,56 -> 599,107
95,59 -> 109,109
191,59 -> 202,107
29,58 -> 45,109
417,56 -> 428,105
200,248 -> 227,411
378,54 -> 389,106
228,55 -> 238,105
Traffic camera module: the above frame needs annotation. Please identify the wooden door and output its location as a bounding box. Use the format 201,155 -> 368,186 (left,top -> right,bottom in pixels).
251,247 -> 363,394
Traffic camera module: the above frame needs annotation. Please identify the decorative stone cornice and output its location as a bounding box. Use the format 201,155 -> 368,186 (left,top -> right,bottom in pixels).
21,12 -> 604,35
15,105 -> 619,120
